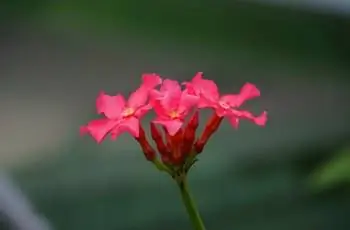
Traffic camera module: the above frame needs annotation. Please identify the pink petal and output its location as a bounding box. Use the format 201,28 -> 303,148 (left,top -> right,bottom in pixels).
81,119 -> 118,143
152,100 -> 169,119
221,83 -> 261,107
96,92 -> 125,119
111,116 -> 140,138
141,73 -> 162,88
190,72 -> 220,102
158,92 -> 181,112
149,89 -> 164,102
198,96 -> 217,109
153,119 -> 183,136
80,126 -> 89,135
240,83 -> 260,100
164,93 -> 182,111
178,91 -> 199,115
192,72 -> 204,82
127,74 -> 162,109
228,116 -> 240,128
134,104 -> 152,118
254,111 -> 268,126
182,83 -> 196,95
150,86 -> 181,112
219,94 -> 239,107
151,79 -> 183,112
215,106 -> 229,117
127,86 -> 149,109
160,79 -> 182,93
227,109 -> 267,126
184,79 -> 215,109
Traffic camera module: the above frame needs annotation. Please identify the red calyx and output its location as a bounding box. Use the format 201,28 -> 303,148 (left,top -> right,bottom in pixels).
194,113 -> 223,153
135,125 -> 156,161
150,123 -> 171,164
182,111 -> 199,156
169,129 -> 184,164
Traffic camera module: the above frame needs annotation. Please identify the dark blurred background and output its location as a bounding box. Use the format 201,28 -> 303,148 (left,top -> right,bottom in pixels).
0,0 -> 350,229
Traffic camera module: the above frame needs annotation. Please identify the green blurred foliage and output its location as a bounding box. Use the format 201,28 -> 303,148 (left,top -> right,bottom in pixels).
310,146 -> 350,190
26,1 -> 350,64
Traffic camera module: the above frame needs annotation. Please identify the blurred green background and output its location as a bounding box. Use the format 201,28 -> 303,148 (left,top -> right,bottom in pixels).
0,1 -> 349,230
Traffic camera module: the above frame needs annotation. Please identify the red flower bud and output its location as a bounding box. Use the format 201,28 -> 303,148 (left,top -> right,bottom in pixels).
135,125 -> 156,161
162,126 -> 172,151
182,111 -> 199,155
169,128 -> 184,164
194,113 -> 223,153
150,123 -> 170,161
188,110 -> 199,130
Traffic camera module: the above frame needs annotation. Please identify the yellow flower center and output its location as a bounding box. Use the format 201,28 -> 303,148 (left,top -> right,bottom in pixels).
169,110 -> 179,119
122,107 -> 135,117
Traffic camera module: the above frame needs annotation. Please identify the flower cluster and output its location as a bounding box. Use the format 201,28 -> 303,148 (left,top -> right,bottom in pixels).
80,72 -> 267,173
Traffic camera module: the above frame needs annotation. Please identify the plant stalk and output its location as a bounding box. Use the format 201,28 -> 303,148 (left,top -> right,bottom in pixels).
177,176 -> 206,230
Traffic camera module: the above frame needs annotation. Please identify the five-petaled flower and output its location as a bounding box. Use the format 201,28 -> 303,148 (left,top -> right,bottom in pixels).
80,74 -> 161,143
183,72 -> 267,153
150,79 -> 199,136
81,72 -> 267,170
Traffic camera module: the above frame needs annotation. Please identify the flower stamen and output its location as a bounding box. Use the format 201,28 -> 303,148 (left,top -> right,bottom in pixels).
218,100 -> 230,109
122,107 -> 135,117
169,110 -> 180,119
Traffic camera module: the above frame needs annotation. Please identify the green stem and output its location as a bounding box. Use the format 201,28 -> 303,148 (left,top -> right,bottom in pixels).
152,159 -> 172,174
177,176 -> 207,230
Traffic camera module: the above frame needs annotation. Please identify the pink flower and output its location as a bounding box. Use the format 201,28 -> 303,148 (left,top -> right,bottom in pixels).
150,79 -> 199,136
80,74 -> 162,143
183,72 -> 220,108
184,72 -> 267,128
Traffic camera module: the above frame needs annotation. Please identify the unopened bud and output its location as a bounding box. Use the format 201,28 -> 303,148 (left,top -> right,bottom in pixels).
160,127 -> 187,165
150,123 -> 170,158
150,122 -> 162,140
135,125 -> 156,161
195,113 -> 223,153
182,111 -> 199,155
162,126 -> 172,150
188,110 -> 199,130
